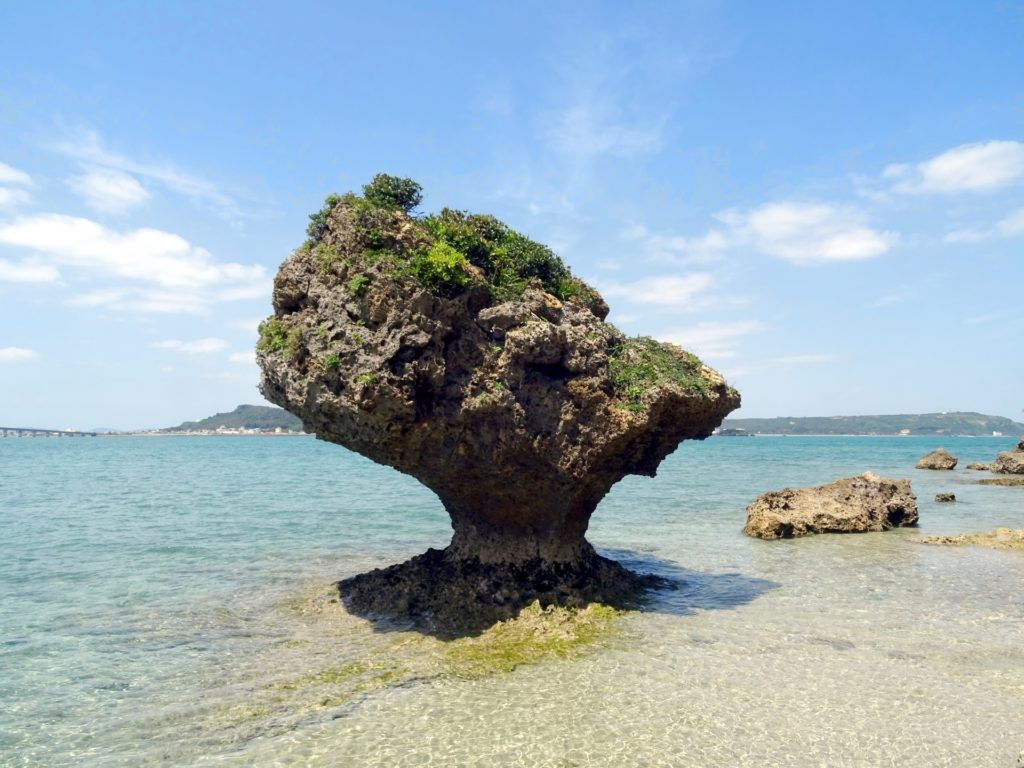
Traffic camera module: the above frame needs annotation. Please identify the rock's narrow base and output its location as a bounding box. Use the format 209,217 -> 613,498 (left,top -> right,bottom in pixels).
338,546 -> 664,634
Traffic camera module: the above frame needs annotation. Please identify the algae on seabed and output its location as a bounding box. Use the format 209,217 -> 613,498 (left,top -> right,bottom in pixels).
440,600 -> 622,679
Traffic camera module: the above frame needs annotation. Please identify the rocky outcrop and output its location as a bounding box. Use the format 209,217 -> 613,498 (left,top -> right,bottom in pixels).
991,441 -> 1024,474
257,178 -> 740,628
743,472 -> 918,539
934,492 -> 956,503
966,463 -> 991,471
916,448 -> 957,470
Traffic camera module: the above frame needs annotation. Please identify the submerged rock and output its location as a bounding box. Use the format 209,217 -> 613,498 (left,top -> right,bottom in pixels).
257,177 -> 739,628
743,472 -> 918,539
966,463 -> 991,471
916,448 -> 957,470
919,528 -> 1024,552
934,492 -> 956,503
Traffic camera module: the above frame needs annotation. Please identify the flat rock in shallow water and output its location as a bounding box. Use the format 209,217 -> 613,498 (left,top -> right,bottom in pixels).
919,528 -> 1024,552
743,472 -> 918,539
934,492 -> 956,503
966,463 -> 991,471
916,448 -> 957,470
976,476 -> 1024,487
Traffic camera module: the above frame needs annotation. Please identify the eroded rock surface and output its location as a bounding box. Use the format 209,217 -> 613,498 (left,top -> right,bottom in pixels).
257,180 -> 739,627
916,448 -> 957,470
992,441 -> 1024,474
743,472 -> 918,539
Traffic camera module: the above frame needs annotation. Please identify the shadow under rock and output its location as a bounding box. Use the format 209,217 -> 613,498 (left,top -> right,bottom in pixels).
599,547 -> 782,617
337,546 -> 781,639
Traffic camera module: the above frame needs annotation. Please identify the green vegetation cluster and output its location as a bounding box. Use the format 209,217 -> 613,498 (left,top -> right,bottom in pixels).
304,174 -> 601,306
608,336 -> 709,411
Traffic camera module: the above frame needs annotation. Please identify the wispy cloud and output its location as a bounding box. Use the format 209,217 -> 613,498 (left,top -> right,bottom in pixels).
660,320 -> 764,359
228,350 -> 256,364
763,353 -> 836,366
0,213 -> 269,312
620,224 -> 731,265
0,258 -> 60,283
0,162 -> 32,186
943,205 -> 1024,244
885,140 -> 1024,194
0,161 -> 34,208
0,346 -> 38,363
153,338 -> 228,354
600,272 -> 714,307
718,202 -> 897,264
68,167 -> 149,214
51,130 -> 244,222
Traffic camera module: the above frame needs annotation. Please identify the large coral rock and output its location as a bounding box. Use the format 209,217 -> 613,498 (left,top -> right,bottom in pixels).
743,472 -> 918,539
991,441 -> 1024,474
257,187 -> 739,627
916,448 -> 957,470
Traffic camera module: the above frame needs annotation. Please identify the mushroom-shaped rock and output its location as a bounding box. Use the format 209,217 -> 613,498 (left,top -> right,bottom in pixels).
257,178 -> 740,627
916,448 -> 958,470
743,472 -> 918,539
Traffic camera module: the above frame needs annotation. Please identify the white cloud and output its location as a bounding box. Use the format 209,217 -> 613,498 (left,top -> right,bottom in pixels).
661,320 -> 764,359
886,140 -> 1024,194
228,351 -> 256,364
68,167 -> 149,214
0,162 -> 31,185
0,213 -> 269,312
600,272 -> 715,306
52,130 -> 243,222
153,338 -> 228,354
720,202 -> 896,264
0,346 -> 38,363
0,258 -> 60,283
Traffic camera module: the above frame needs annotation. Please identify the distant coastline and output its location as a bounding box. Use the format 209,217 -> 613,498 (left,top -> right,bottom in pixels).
718,411 -> 1024,437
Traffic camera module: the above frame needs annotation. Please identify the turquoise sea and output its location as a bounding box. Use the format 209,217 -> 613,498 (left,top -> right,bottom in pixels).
2,434 -> 1023,767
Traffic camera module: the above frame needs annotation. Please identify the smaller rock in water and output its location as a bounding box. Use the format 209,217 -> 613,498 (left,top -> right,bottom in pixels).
934,492 -> 956,503
916,448 -> 957,470
965,463 -> 990,471
743,472 -> 918,539
991,440 -> 1024,474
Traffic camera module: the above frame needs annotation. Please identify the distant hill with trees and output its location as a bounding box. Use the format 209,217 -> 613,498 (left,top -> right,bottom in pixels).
719,411 -> 1024,436
165,404 -> 304,432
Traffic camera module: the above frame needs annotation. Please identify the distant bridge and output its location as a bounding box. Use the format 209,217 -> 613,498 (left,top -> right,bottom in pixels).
0,427 -> 98,437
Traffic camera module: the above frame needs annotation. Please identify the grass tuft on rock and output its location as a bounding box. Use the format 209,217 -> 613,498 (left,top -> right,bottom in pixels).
303,178 -> 603,309
608,336 -> 710,411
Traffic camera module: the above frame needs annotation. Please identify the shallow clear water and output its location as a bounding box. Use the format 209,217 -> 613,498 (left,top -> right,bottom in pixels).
2,434 -> 1022,766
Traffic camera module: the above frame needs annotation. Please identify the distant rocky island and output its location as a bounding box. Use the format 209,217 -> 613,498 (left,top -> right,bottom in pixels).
719,411 -> 1024,436
163,404 -> 304,434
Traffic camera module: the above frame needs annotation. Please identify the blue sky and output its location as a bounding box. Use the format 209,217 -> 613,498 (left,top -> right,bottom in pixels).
1,1 -> 1022,429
